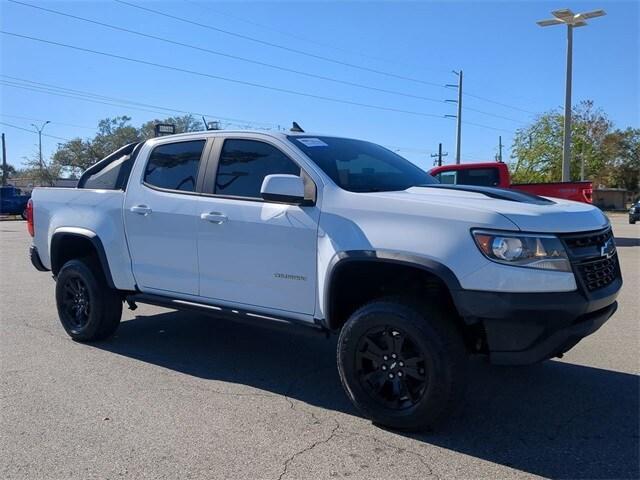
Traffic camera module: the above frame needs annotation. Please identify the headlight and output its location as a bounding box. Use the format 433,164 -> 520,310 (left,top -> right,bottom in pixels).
472,230 -> 571,272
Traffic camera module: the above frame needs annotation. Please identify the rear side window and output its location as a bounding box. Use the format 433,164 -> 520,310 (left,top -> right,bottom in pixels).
144,140 -> 205,192
457,168 -> 499,187
215,139 -> 300,198
435,171 -> 457,185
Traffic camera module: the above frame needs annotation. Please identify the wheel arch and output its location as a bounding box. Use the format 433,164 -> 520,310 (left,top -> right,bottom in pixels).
323,250 -> 463,331
50,229 -> 116,289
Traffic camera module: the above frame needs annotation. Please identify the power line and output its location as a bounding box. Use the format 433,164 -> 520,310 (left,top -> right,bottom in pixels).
180,1 -> 545,116
0,31 -> 448,119
114,0 -> 536,116
0,113 -> 95,130
1,32 -> 518,134
9,0 -> 531,124
182,0 -> 414,70
0,121 -> 72,142
464,91 -> 537,115
1,77 -> 276,130
114,0 -> 447,89
8,0 -> 447,106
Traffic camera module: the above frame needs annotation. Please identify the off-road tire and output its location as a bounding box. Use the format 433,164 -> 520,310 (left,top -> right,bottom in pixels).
55,258 -> 122,341
337,298 -> 467,431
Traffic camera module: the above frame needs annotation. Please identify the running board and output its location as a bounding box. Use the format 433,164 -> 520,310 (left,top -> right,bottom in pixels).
126,293 -> 329,337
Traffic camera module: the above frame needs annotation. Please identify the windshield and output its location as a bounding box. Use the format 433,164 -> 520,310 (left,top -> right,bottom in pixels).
288,136 -> 437,192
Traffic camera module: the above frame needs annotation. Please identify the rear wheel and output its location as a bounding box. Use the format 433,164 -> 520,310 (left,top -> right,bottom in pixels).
55,258 -> 122,341
337,299 -> 467,431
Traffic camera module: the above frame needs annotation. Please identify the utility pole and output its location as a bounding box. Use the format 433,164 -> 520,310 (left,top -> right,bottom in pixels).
430,143 -> 448,167
445,70 -> 463,164
537,8 -> 606,182
497,136 -> 503,162
31,121 -> 50,177
1,133 -> 7,186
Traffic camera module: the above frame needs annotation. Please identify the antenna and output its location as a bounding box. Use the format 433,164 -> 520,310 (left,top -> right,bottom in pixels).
290,121 -> 304,133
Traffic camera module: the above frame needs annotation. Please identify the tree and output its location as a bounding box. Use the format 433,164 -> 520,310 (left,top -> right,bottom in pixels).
92,116 -> 140,158
52,116 -> 140,175
1,162 -> 16,179
52,115 -> 204,176
138,115 -> 203,140
510,101 -> 613,184
18,150 -> 61,186
601,128 -> 640,192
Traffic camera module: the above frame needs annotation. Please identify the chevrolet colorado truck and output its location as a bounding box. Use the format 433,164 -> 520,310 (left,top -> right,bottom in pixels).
429,162 -> 593,204
28,130 -> 622,431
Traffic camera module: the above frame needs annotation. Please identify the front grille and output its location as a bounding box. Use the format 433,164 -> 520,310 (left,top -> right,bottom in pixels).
562,227 -> 613,259
560,227 -> 621,293
576,255 -> 618,291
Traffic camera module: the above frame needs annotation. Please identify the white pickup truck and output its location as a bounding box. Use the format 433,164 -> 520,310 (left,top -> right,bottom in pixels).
28,129 -> 622,430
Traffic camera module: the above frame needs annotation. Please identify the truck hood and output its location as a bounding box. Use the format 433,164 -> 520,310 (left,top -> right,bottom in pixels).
372,185 -> 608,233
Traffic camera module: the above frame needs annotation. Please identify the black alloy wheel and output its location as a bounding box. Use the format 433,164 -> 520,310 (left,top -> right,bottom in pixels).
55,258 -> 122,341
355,326 -> 428,410
337,298 -> 467,431
60,275 -> 91,331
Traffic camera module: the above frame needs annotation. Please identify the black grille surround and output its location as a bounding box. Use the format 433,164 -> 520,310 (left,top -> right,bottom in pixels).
559,227 -> 621,294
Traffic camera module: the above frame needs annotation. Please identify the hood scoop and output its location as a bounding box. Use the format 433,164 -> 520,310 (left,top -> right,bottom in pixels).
418,184 -> 556,205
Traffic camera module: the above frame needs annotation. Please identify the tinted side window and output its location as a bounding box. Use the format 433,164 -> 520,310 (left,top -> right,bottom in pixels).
144,140 -> 205,192
215,139 -> 300,198
436,171 -> 457,185
457,168 -> 499,187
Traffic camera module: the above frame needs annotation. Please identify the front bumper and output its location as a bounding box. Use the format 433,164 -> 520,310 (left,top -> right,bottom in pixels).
454,275 -> 621,365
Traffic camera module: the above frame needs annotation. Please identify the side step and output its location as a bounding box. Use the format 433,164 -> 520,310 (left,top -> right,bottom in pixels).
125,293 -> 329,337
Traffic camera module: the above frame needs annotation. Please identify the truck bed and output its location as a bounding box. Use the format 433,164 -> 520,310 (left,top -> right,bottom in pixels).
31,188 -> 137,290
510,181 -> 592,203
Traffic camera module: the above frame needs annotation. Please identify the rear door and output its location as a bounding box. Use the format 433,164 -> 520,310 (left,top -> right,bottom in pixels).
195,137 -> 319,315
124,138 -> 211,295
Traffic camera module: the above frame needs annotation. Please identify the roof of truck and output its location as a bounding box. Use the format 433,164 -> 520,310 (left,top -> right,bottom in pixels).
146,129 -> 348,142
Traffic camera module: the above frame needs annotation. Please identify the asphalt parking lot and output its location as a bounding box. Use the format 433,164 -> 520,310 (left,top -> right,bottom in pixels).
1,214 -> 638,480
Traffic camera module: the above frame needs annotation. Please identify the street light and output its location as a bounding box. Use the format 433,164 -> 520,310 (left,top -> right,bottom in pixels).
537,8 -> 606,182
31,120 -> 50,174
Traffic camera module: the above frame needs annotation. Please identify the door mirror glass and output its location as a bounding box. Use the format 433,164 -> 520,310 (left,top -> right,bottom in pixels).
260,174 -> 305,204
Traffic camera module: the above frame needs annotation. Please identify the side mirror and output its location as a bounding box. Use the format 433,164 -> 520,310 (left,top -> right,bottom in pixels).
260,174 -> 305,205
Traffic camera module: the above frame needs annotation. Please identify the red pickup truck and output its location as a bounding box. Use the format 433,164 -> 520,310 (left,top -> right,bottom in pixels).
429,162 -> 593,204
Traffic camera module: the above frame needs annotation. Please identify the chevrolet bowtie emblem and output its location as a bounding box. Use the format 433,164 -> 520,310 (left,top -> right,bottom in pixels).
600,238 -> 615,259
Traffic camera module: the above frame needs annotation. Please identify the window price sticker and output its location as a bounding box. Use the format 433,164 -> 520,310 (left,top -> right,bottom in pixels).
297,138 -> 328,147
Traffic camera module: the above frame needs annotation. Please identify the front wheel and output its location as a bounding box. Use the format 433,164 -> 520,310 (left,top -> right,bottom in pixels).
55,258 -> 122,341
337,299 -> 467,431
630,216 -> 636,224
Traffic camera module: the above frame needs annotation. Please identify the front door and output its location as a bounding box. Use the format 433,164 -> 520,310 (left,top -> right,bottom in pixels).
124,139 -> 208,295
196,138 -> 319,315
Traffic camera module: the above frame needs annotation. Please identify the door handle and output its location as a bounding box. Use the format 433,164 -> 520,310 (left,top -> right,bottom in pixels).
130,205 -> 152,216
200,212 -> 228,224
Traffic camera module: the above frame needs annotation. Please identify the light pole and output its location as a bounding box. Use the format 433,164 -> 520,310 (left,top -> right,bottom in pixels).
537,8 -> 606,182
31,120 -> 50,177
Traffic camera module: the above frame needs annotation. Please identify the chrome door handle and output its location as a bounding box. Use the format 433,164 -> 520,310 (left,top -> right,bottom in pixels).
200,212 -> 227,224
130,205 -> 152,216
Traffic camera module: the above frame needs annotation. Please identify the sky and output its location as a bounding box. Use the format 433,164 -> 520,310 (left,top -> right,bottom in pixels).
1,0 -> 638,172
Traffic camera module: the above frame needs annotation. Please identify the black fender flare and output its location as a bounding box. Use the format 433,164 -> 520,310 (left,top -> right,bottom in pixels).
50,232 -> 116,289
322,250 -> 463,330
